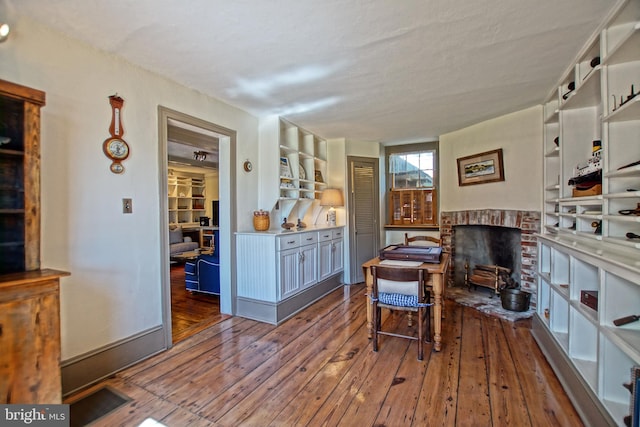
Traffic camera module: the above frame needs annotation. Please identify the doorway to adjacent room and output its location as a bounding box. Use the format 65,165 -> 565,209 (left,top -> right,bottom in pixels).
158,106 -> 236,346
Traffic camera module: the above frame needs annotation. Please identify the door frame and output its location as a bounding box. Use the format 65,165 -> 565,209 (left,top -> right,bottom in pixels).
158,106 -> 236,348
347,156 -> 380,284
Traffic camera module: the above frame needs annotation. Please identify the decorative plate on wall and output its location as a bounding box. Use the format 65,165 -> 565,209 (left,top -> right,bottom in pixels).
299,163 -> 306,180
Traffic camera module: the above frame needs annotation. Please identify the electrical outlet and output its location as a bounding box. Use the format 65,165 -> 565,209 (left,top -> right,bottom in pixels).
123,198 -> 132,214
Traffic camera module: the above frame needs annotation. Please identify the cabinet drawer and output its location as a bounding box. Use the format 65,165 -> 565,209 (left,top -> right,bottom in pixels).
277,235 -> 300,250
318,230 -> 333,242
332,228 -> 343,239
299,232 -> 318,246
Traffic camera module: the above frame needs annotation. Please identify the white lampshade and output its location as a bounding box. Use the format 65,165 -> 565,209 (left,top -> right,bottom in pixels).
320,189 -> 343,226
319,188 -> 344,207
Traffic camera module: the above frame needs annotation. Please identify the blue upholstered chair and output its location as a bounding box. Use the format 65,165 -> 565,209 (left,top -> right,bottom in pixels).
370,265 -> 432,360
184,230 -> 220,295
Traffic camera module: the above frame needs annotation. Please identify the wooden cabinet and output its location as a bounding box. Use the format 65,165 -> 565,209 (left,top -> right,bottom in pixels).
535,2 -> 640,426
0,80 -> 69,404
236,227 -> 343,324
0,269 -> 70,404
277,232 -> 318,299
0,79 -> 46,274
168,169 -> 206,227
388,189 -> 437,226
319,228 -> 344,280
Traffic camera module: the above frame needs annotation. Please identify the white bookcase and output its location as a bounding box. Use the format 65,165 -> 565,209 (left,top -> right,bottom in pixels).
259,116 -> 328,226
168,169 -> 206,227
535,1 -> 640,426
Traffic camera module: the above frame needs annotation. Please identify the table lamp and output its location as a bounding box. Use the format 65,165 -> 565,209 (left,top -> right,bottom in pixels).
320,188 -> 344,226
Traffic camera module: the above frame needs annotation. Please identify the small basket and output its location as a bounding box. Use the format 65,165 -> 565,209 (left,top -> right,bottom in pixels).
253,213 -> 270,231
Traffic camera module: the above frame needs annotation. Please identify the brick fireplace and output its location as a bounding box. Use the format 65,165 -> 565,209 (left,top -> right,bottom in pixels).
440,209 -> 541,308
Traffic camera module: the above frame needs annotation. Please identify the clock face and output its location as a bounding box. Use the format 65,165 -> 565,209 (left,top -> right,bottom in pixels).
105,138 -> 129,160
110,162 -> 124,174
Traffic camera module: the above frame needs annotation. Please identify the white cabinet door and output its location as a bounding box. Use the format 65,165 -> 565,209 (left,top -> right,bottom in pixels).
332,238 -> 344,274
318,239 -> 333,281
279,247 -> 300,299
299,243 -> 318,289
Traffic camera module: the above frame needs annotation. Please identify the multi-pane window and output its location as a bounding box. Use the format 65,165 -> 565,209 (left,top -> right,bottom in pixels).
386,143 -> 438,226
389,151 -> 435,189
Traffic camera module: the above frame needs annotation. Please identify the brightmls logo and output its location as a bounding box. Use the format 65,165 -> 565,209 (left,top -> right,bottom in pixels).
0,405 -> 69,426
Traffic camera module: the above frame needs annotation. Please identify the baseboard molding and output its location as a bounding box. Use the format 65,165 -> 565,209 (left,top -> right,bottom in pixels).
531,314 -> 616,427
236,275 -> 343,325
61,325 -> 166,396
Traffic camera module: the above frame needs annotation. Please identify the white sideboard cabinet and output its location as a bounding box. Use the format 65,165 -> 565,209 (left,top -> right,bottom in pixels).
318,228 -> 344,281
535,1 -> 640,426
236,226 -> 344,324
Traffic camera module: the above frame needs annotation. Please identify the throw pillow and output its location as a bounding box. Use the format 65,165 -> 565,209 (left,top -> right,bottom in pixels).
169,227 -> 183,244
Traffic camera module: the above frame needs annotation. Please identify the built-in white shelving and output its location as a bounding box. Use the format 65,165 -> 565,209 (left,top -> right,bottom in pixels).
536,1 -> 640,426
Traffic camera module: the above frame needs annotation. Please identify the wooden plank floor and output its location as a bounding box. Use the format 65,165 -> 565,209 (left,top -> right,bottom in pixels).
66,283 -> 584,426
170,264 -> 229,343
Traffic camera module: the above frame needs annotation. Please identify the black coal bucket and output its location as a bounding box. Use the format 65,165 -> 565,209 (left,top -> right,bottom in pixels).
500,288 -> 531,312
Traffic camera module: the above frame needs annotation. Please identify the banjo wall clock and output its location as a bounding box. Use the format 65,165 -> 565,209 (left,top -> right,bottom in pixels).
102,94 -> 130,174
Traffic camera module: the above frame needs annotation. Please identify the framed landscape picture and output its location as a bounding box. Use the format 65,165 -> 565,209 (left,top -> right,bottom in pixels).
457,148 -> 505,186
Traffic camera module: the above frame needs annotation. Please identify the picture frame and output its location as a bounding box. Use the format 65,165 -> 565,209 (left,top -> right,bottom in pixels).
280,157 -> 292,178
314,169 -> 324,183
456,148 -> 505,186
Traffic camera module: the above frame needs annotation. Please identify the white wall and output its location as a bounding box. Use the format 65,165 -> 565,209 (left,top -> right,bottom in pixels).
439,106 -> 543,212
1,14 -> 544,361
1,16 -> 259,360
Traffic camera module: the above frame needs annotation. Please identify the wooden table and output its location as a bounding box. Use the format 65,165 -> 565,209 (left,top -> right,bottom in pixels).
362,253 -> 450,352
170,248 -> 213,262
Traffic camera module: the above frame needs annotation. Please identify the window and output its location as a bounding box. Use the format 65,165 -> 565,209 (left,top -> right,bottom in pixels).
389,151 -> 435,189
385,142 -> 439,227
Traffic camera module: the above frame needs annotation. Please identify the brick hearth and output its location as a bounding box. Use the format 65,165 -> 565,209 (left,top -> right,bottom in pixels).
440,209 -> 541,308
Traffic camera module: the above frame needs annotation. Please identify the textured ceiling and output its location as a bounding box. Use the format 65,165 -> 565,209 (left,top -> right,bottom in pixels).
6,0 -> 615,142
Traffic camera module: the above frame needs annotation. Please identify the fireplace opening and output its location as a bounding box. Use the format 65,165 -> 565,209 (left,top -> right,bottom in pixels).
452,225 -> 522,291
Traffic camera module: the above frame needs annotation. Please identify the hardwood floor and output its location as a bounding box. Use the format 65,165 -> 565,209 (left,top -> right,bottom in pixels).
67,283 -> 584,426
170,264 -> 229,343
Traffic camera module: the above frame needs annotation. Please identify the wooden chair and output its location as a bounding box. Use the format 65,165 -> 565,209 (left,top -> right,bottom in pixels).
404,233 -> 444,318
370,265 -> 432,360
404,233 -> 442,246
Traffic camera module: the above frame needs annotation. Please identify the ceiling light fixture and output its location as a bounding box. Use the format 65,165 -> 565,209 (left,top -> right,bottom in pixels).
0,23 -> 10,43
193,151 -> 208,161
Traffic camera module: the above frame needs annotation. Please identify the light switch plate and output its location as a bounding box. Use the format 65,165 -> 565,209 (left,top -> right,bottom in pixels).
123,198 -> 132,214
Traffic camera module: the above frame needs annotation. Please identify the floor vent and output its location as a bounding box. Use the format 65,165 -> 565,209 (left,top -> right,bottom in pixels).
69,386 -> 130,427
